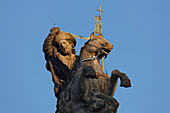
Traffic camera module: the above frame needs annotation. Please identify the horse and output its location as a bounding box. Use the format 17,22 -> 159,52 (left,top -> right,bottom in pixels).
70,33 -> 131,113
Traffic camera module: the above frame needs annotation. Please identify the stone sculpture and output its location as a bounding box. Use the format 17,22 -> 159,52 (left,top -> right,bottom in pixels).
43,27 -> 131,113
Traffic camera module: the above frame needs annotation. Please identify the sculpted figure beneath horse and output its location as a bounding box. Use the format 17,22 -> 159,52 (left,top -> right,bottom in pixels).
70,33 -> 131,113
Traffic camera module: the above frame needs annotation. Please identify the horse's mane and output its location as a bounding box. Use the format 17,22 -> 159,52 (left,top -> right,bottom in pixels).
79,39 -> 91,56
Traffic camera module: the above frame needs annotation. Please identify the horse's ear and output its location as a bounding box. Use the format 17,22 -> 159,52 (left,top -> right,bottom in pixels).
90,32 -> 95,40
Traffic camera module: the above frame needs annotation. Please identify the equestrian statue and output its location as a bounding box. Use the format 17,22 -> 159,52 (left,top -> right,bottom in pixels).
43,26 -> 131,113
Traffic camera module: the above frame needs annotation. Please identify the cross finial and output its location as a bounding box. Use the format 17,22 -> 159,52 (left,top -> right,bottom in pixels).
54,23 -> 56,27
96,5 -> 104,72
96,5 -> 103,17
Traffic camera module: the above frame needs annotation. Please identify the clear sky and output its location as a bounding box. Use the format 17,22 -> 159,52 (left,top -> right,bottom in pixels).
1,0 -> 170,113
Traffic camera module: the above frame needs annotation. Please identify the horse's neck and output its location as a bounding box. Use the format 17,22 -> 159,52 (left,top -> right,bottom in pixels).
80,48 -> 93,61
80,49 -> 104,74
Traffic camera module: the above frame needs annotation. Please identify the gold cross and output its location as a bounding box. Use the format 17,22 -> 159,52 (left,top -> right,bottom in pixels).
96,5 -> 104,72
96,5 -> 103,17
95,5 -> 103,35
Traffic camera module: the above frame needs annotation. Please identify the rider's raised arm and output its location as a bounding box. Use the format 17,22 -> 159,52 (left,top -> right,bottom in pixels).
43,27 -> 60,58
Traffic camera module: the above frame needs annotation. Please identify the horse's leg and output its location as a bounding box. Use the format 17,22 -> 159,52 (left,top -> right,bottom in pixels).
71,66 -> 97,113
106,69 -> 131,97
70,67 -> 86,112
82,66 -> 97,99
106,72 -> 118,97
111,69 -> 131,88
113,69 -> 131,88
72,66 -> 96,101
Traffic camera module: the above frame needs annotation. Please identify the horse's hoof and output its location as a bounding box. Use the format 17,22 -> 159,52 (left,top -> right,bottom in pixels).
120,79 -> 131,88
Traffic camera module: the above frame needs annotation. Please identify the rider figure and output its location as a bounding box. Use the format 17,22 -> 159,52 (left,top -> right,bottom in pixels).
43,27 -> 79,98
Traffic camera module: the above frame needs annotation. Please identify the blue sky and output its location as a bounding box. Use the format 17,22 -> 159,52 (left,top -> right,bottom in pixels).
1,0 -> 170,113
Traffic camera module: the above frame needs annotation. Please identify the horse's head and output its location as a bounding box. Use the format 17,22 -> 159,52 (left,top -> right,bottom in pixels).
85,32 -> 113,59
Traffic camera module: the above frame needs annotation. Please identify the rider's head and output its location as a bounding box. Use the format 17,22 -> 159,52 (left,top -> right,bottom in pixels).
54,31 -> 76,55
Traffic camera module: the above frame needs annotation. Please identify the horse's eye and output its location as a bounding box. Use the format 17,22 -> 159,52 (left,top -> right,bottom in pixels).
104,42 -> 108,46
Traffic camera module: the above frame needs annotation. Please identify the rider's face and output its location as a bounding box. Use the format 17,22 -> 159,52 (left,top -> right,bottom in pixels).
59,40 -> 72,55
